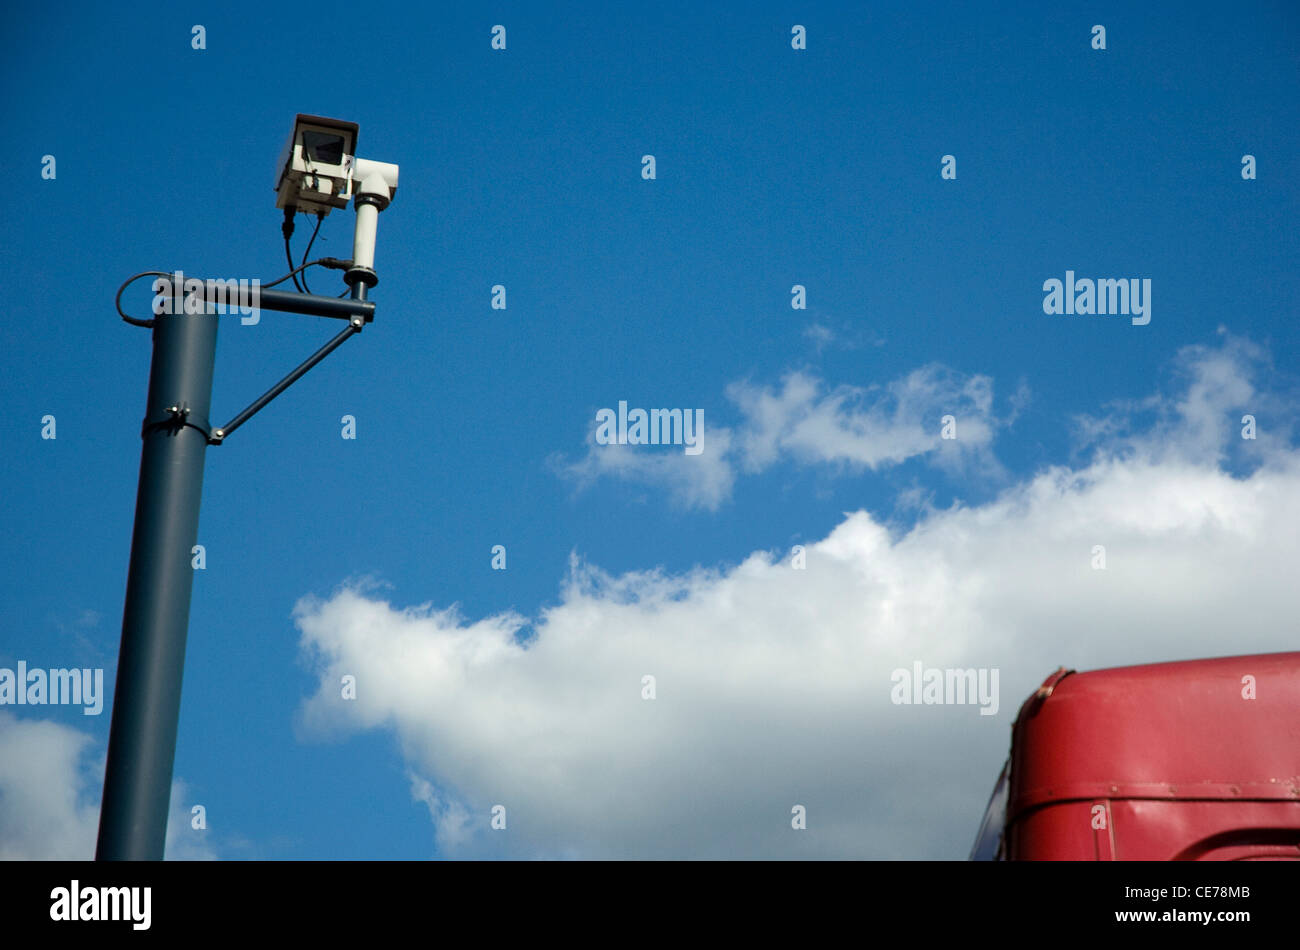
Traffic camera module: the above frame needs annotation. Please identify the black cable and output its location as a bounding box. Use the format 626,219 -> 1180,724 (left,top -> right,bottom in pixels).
115,271 -> 172,327
263,257 -> 353,289
282,208 -> 304,292
117,260 -> 353,328
284,236 -> 304,292
300,213 -> 324,294
115,209 -> 354,327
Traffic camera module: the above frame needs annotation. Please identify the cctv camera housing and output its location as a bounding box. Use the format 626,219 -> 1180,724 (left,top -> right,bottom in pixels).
274,114 -> 359,215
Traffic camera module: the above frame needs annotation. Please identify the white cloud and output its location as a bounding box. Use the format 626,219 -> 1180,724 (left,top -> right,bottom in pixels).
0,713 -> 217,860
0,713 -> 100,859
727,366 -> 1000,473
164,779 -> 218,861
558,363 -> 1010,510
296,337 -> 1300,859
1072,330 -> 1287,465
558,425 -> 737,511
802,322 -> 836,351
800,319 -> 887,353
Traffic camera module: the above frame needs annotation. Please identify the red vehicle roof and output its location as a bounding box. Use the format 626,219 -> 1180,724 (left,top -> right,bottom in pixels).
1000,651 -> 1300,860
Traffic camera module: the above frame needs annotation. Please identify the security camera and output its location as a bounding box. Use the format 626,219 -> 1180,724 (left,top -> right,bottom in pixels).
274,114 -> 359,215
273,113 -> 399,295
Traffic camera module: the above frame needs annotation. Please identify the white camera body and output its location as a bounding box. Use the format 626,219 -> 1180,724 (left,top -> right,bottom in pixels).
274,114 -> 360,215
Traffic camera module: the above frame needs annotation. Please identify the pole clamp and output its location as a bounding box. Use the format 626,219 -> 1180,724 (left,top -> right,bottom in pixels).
140,402 -> 212,440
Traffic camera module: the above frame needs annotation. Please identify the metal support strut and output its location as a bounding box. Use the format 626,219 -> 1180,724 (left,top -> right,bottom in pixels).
210,318 -> 362,444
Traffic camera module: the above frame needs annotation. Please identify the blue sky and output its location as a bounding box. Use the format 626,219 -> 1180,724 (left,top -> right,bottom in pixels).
2,0 -> 1298,859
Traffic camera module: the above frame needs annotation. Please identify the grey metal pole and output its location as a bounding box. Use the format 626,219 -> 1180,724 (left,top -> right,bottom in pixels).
96,307 -> 218,860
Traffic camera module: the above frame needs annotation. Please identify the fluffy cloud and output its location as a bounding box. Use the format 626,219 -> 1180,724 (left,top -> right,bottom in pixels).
560,424 -> 738,511
0,713 -> 100,859
558,363 -> 1010,510
296,337 -> 1300,859
727,366 -> 1002,473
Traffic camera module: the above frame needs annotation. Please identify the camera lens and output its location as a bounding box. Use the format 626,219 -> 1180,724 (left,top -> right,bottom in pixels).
302,131 -> 345,165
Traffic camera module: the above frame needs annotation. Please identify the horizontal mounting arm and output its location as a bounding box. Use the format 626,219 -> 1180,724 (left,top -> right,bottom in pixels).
255,287 -> 375,322
182,283 -> 375,322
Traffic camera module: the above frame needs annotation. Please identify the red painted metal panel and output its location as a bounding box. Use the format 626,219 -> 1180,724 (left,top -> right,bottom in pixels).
1002,652 -> 1300,860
